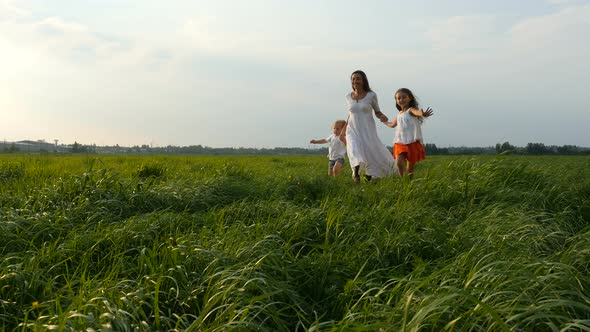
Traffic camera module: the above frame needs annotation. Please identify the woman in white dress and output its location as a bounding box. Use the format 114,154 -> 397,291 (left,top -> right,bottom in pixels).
341,70 -> 395,181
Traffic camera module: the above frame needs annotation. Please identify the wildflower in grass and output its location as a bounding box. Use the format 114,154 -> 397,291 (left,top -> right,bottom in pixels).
32,301 -> 40,308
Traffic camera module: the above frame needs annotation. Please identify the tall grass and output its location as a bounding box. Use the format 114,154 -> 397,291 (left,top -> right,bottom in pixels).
0,154 -> 589,331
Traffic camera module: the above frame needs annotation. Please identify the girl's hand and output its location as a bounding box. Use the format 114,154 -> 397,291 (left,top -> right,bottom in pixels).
422,107 -> 434,117
375,111 -> 388,123
385,117 -> 397,128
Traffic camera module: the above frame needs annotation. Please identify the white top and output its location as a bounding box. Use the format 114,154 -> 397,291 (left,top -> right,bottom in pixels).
345,91 -> 394,178
394,109 -> 424,144
326,134 -> 347,160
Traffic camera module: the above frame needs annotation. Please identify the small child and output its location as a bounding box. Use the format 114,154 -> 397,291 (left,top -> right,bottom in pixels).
385,88 -> 433,178
310,120 -> 347,176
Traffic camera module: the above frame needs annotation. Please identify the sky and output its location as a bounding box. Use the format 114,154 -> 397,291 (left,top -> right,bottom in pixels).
1,0 -> 589,148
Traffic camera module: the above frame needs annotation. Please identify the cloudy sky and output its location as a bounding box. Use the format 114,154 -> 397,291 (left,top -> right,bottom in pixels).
1,0 -> 589,148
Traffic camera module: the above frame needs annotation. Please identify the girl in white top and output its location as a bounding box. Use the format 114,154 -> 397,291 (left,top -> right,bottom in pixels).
386,88 -> 434,178
341,70 -> 394,182
310,120 -> 347,176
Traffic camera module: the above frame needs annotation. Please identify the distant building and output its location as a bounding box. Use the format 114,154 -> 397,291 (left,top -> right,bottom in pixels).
0,140 -> 71,153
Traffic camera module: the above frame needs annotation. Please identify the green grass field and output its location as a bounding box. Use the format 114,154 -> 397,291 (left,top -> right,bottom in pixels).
1,154 -> 589,331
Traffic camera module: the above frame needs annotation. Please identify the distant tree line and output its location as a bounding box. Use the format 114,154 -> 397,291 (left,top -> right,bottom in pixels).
106,143 -> 590,156
71,141 -> 97,153
494,142 -> 590,155
147,145 -> 329,156
2,141 -> 590,156
423,144 -> 498,155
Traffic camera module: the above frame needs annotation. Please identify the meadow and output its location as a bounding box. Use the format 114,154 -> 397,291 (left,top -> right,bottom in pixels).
0,154 -> 589,331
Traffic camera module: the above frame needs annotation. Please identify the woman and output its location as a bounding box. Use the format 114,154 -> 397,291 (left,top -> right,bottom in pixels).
341,70 -> 394,181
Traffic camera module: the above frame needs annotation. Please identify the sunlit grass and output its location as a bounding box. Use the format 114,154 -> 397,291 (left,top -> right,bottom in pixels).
1,154 -> 589,331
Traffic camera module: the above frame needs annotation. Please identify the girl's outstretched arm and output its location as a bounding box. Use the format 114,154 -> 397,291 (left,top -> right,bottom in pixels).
310,139 -> 328,144
385,117 -> 398,128
410,107 -> 434,117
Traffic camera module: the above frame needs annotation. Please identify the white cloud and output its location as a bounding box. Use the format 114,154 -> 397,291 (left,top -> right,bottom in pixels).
509,3 -> 590,55
31,17 -> 139,65
419,4 -> 590,74
181,16 -> 250,53
545,0 -> 589,6
426,15 -> 500,51
178,15 -> 371,69
0,0 -> 29,21
0,7 -> 176,72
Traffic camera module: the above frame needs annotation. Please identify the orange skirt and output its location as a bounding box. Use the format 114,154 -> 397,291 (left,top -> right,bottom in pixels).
394,141 -> 425,163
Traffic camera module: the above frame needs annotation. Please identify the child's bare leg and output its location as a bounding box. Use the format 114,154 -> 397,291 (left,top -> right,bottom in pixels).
395,154 -> 407,177
332,161 -> 343,176
407,161 -> 416,179
328,166 -> 334,176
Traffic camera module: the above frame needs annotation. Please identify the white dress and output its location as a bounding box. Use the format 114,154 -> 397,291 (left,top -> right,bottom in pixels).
345,91 -> 395,178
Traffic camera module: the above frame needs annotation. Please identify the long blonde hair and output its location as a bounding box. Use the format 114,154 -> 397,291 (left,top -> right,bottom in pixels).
333,120 -> 346,128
